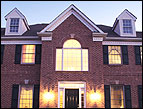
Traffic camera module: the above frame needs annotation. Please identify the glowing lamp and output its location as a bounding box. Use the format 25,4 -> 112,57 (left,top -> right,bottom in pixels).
43,92 -> 54,101
90,92 -> 101,101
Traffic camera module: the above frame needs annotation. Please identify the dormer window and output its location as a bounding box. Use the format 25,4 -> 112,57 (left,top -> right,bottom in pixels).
123,19 -> 132,34
10,18 -> 19,32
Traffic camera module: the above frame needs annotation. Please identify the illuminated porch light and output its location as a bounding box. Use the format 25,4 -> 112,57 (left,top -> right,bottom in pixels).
43,92 -> 54,101
90,91 -> 101,101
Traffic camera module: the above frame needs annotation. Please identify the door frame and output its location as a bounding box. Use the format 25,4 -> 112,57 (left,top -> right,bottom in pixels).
58,81 -> 86,108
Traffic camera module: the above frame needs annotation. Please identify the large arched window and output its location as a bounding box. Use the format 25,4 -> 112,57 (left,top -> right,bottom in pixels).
56,39 -> 88,71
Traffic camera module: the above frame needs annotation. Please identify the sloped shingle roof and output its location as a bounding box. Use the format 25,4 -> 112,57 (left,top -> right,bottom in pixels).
1,24 -> 142,38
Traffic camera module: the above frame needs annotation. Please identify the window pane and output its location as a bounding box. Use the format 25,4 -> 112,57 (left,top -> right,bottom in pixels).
19,85 -> 33,108
63,49 -> 81,71
56,49 -> 62,70
10,18 -> 19,32
123,19 -> 132,33
111,85 -> 124,108
108,46 -> 121,64
63,39 -> 81,48
82,49 -> 88,71
56,39 -> 88,71
22,45 -> 35,64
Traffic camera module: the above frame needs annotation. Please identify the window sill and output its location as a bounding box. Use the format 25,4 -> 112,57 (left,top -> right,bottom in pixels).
56,71 -> 89,73
107,64 -> 123,66
20,63 -> 36,66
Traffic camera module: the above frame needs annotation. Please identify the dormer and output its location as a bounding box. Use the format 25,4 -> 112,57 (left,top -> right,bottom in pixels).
4,8 -> 30,35
112,9 -> 137,37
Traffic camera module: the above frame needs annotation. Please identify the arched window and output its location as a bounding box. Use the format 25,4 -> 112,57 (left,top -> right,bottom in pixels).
56,39 -> 88,71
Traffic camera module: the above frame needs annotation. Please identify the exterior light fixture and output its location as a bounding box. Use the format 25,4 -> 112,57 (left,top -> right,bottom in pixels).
43,92 -> 54,101
90,90 -> 101,102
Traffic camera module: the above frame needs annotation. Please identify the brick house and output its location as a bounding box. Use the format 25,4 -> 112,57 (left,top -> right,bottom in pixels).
1,4 -> 142,108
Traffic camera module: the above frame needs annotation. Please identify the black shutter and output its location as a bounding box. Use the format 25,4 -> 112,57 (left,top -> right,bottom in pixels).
124,85 -> 132,108
33,85 -> 40,108
1,45 -> 5,64
121,45 -> 129,65
11,84 -> 19,108
15,45 -> 22,64
104,85 -> 111,108
35,45 -> 42,64
134,46 -> 141,65
138,85 -> 142,108
103,45 -> 109,64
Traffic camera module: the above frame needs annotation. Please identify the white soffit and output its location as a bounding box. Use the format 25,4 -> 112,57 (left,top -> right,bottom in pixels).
40,4 -> 104,33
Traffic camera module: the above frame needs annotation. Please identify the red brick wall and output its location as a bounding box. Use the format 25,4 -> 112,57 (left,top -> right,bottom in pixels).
103,45 -> 142,108
39,15 -> 105,108
1,14 -> 142,108
1,45 -> 40,108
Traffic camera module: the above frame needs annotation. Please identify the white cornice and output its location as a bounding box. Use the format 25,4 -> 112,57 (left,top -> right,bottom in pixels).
102,41 -> 142,45
1,36 -> 39,39
105,37 -> 142,41
1,40 -> 42,44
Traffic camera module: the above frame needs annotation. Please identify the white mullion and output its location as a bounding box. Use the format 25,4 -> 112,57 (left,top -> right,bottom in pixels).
81,49 -> 83,71
62,49 -> 64,71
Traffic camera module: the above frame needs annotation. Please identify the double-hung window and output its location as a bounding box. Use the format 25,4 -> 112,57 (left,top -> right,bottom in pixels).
111,85 -> 124,108
56,39 -> 88,71
18,85 -> 33,108
123,19 -> 132,34
10,18 -> 19,32
108,46 -> 122,64
21,45 -> 36,64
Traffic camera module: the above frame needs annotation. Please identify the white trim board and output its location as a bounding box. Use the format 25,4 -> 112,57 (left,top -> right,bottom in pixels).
58,81 -> 86,108
40,4 -> 104,33
1,40 -> 42,45
1,36 -> 39,39
102,41 -> 142,45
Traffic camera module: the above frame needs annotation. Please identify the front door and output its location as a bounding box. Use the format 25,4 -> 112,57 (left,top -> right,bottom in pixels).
65,89 -> 79,108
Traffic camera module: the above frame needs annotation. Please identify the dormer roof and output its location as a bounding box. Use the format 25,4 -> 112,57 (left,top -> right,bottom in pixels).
5,7 -> 30,30
112,9 -> 137,30
39,4 -> 104,33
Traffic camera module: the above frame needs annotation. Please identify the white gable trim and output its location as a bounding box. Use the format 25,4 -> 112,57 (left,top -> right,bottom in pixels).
117,9 -> 137,21
5,8 -> 24,19
40,4 -> 104,33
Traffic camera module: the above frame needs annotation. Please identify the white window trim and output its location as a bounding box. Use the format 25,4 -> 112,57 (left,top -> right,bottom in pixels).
21,45 -> 36,64
18,85 -> 34,108
56,48 -> 89,71
58,81 -> 86,108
